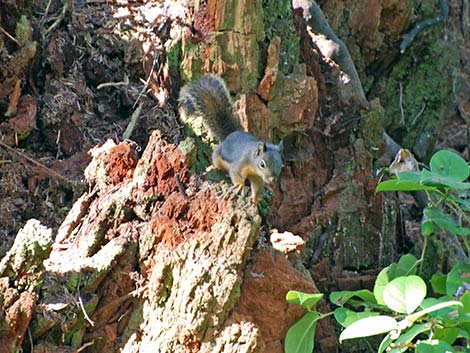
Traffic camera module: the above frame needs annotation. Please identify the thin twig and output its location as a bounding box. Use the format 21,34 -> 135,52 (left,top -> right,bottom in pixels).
399,82 -> 405,125
77,286 -> 95,326
175,172 -> 188,198
77,340 -> 95,352
97,74 -> 129,90
462,0 -> 470,40
91,285 -> 148,322
411,102 -> 426,127
0,26 -> 20,46
46,1 -> 69,34
134,50 -> 159,108
0,140 -> 71,184
41,0 -> 53,23
28,327 -> 34,353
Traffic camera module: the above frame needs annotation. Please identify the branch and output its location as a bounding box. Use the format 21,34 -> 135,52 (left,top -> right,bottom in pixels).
294,0 -> 367,104
400,0 -> 449,54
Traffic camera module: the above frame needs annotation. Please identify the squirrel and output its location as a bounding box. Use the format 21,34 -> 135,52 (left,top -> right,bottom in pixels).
178,75 -> 283,204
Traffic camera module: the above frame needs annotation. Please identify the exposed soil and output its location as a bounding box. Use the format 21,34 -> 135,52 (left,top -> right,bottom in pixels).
0,0 -> 184,256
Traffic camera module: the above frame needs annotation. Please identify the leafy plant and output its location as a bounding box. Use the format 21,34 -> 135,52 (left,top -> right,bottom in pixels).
285,150 -> 470,353
376,150 -> 470,257
285,255 -> 469,353
333,254 -> 464,352
284,291 -> 325,353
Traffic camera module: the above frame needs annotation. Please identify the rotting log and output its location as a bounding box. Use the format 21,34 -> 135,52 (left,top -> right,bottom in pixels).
12,130 -> 325,353
0,219 -> 53,353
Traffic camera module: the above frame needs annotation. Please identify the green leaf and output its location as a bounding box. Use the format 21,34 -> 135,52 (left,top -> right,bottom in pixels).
460,292 -> 470,314
431,274 -> 447,295
421,169 -> 470,190
415,340 -> 457,353
378,334 -> 393,353
454,195 -> 470,211
339,316 -> 397,343
388,254 -> 418,278
430,150 -> 469,181
333,308 -> 379,327
421,218 -> 434,237
435,327 -> 460,345
446,262 -> 470,296
423,207 -> 470,236
406,300 -> 462,323
374,267 -> 390,306
285,311 -> 320,353
397,171 -> 422,183
286,291 -> 324,310
376,179 -> 427,192
329,289 -> 376,306
387,323 -> 432,353
383,276 -> 426,314
374,255 -> 419,307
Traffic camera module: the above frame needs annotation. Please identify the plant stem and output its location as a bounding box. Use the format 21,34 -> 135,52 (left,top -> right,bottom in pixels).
319,311 -> 334,320
418,236 -> 428,276
462,236 -> 470,258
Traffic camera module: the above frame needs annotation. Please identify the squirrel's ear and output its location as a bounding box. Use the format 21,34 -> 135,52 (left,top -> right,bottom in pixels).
256,142 -> 266,156
277,140 -> 284,153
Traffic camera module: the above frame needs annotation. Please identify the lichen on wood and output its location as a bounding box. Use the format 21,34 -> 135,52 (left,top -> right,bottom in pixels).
0,219 -> 53,352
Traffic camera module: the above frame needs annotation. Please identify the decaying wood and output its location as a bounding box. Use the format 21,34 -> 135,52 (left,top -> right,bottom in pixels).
3,131 -> 271,352
0,219 -> 53,353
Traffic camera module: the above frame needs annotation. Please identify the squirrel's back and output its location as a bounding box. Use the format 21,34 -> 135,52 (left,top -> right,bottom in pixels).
178,75 -> 284,203
178,75 -> 241,140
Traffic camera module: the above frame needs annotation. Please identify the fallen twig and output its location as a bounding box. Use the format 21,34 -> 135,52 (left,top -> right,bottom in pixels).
0,140 -> 71,184
411,103 -> 427,127
134,50 -> 159,108
399,82 -> 405,125
77,340 -> 95,352
78,291 -> 95,327
46,0 -> 69,34
97,74 -> 129,90
303,1 -> 367,104
0,26 -> 20,46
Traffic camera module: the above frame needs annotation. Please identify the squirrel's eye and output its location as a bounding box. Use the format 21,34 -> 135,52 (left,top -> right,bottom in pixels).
259,160 -> 266,169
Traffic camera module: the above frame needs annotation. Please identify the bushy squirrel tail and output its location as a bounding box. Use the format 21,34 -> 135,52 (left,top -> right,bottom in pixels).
178,75 -> 241,140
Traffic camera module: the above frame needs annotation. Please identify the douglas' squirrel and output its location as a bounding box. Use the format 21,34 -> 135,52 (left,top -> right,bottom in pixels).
178,75 -> 283,204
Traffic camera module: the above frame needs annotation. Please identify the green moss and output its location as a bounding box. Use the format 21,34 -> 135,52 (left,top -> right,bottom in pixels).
156,266 -> 174,306
178,137 -> 197,166
121,301 -> 144,342
262,0 -> 300,74
360,100 -> 385,155
378,0 -> 458,159
214,31 -> 261,89
180,40 -> 207,82
0,219 -> 52,291
166,39 -> 182,78
67,327 -> 86,347
67,272 -> 81,292
15,15 -> 32,45
206,168 -> 227,183
380,36 -> 457,158
187,137 -> 212,175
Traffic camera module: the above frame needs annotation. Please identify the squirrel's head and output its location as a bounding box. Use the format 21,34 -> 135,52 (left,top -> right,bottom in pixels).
253,141 -> 283,185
